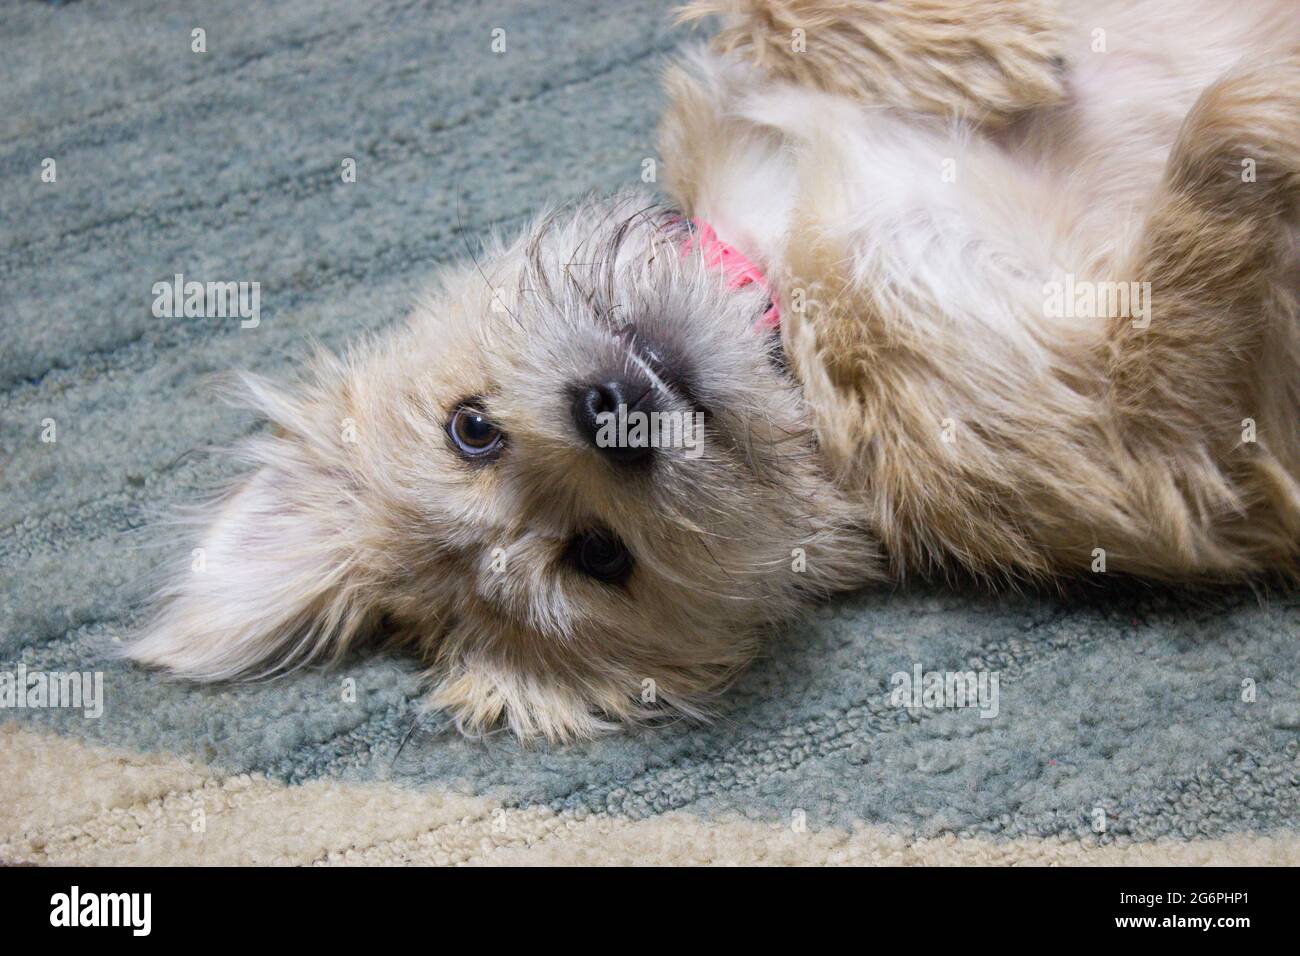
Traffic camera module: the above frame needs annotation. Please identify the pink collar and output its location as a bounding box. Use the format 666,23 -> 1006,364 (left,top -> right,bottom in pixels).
680,218 -> 780,330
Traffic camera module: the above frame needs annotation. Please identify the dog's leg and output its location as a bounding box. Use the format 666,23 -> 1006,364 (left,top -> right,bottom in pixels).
678,0 -> 1066,124
1099,51 -> 1300,573
1106,54 -> 1299,442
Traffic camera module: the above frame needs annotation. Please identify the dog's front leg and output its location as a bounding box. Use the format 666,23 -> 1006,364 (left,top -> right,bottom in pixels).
678,0 -> 1067,125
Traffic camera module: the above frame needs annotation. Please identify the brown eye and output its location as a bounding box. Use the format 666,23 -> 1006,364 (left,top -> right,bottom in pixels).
448,404 -> 503,459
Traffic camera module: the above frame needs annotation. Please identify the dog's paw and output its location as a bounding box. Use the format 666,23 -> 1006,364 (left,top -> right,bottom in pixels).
423,655 -> 625,744
681,0 -> 1068,124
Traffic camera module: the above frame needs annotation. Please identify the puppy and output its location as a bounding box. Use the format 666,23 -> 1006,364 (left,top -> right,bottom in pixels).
129,0 -> 1300,741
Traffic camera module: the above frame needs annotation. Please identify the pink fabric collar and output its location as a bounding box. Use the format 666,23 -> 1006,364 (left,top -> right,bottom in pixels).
680,218 -> 780,330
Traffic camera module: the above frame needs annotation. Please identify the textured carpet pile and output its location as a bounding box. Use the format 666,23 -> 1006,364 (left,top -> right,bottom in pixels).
1,0 -> 1296,865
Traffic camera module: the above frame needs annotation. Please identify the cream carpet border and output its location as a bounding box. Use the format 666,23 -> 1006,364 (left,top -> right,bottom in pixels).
3,725 -> 1295,866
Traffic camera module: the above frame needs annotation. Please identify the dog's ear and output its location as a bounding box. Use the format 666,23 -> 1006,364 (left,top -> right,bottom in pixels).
127,377 -> 374,682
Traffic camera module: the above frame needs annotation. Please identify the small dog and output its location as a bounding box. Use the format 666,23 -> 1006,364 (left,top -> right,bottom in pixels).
129,0 -> 1300,742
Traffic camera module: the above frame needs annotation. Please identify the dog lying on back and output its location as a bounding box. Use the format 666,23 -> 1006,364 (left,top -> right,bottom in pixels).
129,0 -> 1300,741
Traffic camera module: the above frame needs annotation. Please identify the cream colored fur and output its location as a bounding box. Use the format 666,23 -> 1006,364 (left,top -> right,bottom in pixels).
130,0 -> 1300,741
663,0 -> 1300,581
129,197 -> 878,742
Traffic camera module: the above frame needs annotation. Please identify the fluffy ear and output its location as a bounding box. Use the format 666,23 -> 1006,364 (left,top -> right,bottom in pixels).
127,382 -> 374,682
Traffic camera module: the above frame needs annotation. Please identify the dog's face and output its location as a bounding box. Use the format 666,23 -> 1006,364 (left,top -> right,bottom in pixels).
130,193 -> 876,741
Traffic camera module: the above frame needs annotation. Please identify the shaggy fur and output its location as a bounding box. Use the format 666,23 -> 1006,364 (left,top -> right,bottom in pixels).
128,199 -> 878,741
679,0 -> 1069,124
663,0 -> 1300,581
130,0 -> 1300,741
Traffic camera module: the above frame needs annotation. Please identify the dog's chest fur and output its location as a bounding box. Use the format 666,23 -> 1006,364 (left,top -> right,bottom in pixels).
666,53 -> 1081,367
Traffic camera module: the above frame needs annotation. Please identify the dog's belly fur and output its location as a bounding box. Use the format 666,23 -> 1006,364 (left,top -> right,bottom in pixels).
662,0 -> 1300,581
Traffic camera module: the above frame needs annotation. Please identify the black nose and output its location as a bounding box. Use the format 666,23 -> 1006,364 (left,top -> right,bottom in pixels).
571,379 -> 657,464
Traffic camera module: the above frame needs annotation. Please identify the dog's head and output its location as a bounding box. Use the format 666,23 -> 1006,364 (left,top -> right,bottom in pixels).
129,193 -> 876,741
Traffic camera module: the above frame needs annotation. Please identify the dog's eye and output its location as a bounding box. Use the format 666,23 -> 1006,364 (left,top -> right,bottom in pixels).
448,403 -> 503,459
568,529 -> 633,585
